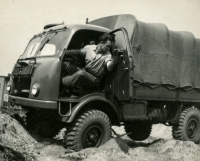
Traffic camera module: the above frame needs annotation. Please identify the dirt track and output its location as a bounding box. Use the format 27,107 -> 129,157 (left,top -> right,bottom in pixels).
0,112 -> 200,161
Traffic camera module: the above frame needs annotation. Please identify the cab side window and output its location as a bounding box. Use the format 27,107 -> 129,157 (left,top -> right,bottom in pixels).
67,30 -> 103,50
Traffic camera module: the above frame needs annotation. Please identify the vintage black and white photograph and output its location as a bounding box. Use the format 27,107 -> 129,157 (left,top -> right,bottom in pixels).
0,0 -> 200,160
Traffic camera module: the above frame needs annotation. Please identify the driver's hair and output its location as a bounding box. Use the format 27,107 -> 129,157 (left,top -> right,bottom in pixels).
98,33 -> 115,44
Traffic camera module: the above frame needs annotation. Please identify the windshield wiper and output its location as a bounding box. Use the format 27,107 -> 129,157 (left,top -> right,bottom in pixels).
39,39 -> 49,51
29,36 -> 42,56
38,32 -> 58,52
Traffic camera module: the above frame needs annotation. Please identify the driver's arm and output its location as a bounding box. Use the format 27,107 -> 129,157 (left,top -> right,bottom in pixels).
106,54 -> 118,71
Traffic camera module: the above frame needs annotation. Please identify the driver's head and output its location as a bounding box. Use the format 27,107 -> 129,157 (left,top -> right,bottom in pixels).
98,33 -> 115,53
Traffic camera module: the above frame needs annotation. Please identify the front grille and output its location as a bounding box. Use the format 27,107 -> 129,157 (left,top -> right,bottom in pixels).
13,65 -> 33,76
13,67 -> 20,75
13,77 -> 31,98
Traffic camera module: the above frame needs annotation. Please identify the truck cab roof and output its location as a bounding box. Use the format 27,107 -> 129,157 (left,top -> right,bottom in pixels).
40,23 -> 111,35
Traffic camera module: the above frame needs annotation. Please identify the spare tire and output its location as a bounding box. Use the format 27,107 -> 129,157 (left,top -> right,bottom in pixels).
124,122 -> 152,141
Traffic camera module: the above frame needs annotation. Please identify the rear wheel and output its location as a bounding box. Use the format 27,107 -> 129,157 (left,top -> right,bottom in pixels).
64,109 -> 111,151
124,122 -> 152,141
172,107 -> 200,143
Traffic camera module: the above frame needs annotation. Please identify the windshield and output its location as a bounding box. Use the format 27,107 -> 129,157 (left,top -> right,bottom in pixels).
21,30 -> 69,59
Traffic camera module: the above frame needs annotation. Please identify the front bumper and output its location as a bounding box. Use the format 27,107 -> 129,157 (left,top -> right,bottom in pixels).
8,95 -> 57,109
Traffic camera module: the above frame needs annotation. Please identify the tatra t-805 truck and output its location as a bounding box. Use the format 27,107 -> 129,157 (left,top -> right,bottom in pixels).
6,14 -> 200,151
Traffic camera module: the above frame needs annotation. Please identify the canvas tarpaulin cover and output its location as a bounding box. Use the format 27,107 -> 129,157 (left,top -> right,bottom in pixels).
89,14 -> 200,90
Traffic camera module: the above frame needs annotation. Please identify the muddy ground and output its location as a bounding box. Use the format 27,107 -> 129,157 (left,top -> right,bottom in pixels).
0,112 -> 200,161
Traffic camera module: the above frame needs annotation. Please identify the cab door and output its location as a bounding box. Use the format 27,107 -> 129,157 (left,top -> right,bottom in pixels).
105,28 -> 133,101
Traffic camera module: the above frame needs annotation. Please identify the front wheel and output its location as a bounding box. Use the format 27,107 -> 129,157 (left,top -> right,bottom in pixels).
64,109 -> 111,151
25,110 -> 63,138
172,107 -> 200,143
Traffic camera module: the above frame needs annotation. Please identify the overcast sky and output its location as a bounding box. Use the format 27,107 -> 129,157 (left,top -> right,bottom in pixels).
0,0 -> 200,76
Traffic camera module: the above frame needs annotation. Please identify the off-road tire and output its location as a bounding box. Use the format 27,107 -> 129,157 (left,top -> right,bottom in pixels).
172,107 -> 200,143
38,119 -> 63,138
124,122 -> 152,141
12,114 -> 25,127
25,111 -> 62,138
64,109 -> 111,151
25,111 -> 38,132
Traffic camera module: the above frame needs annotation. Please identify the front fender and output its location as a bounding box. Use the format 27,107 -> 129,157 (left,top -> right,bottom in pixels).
61,94 -> 119,124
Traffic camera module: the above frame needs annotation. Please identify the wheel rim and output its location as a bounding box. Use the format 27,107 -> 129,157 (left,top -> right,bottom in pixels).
82,125 -> 103,148
186,118 -> 198,138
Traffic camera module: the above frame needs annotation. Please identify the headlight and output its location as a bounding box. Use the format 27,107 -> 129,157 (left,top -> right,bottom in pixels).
6,80 -> 12,92
31,82 -> 40,96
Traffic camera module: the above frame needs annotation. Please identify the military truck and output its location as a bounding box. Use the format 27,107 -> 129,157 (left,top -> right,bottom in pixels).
6,14 -> 200,151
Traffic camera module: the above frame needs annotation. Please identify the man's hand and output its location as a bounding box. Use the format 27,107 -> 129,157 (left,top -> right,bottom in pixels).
107,51 -> 119,71
113,48 -> 122,63
111,53 -> 118,64
113,49 -> 124,55
113,49 -> 120,55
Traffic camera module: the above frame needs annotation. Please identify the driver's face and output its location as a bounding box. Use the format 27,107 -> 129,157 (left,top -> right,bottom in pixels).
101,40 -> 112,53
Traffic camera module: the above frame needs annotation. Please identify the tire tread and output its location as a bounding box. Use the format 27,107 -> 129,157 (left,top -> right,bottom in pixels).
172,107 -> 200,143
63,109 -> 111,151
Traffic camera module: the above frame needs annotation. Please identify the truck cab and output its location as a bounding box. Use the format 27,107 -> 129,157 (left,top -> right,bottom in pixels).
6,15 -> 134,151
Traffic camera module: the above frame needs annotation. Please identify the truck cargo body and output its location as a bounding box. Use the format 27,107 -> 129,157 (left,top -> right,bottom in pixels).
90,14 -> 200,102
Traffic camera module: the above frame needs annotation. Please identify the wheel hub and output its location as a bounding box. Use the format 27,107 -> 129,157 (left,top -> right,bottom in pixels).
187,119 -> 198,138
83,126 -> 102,148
